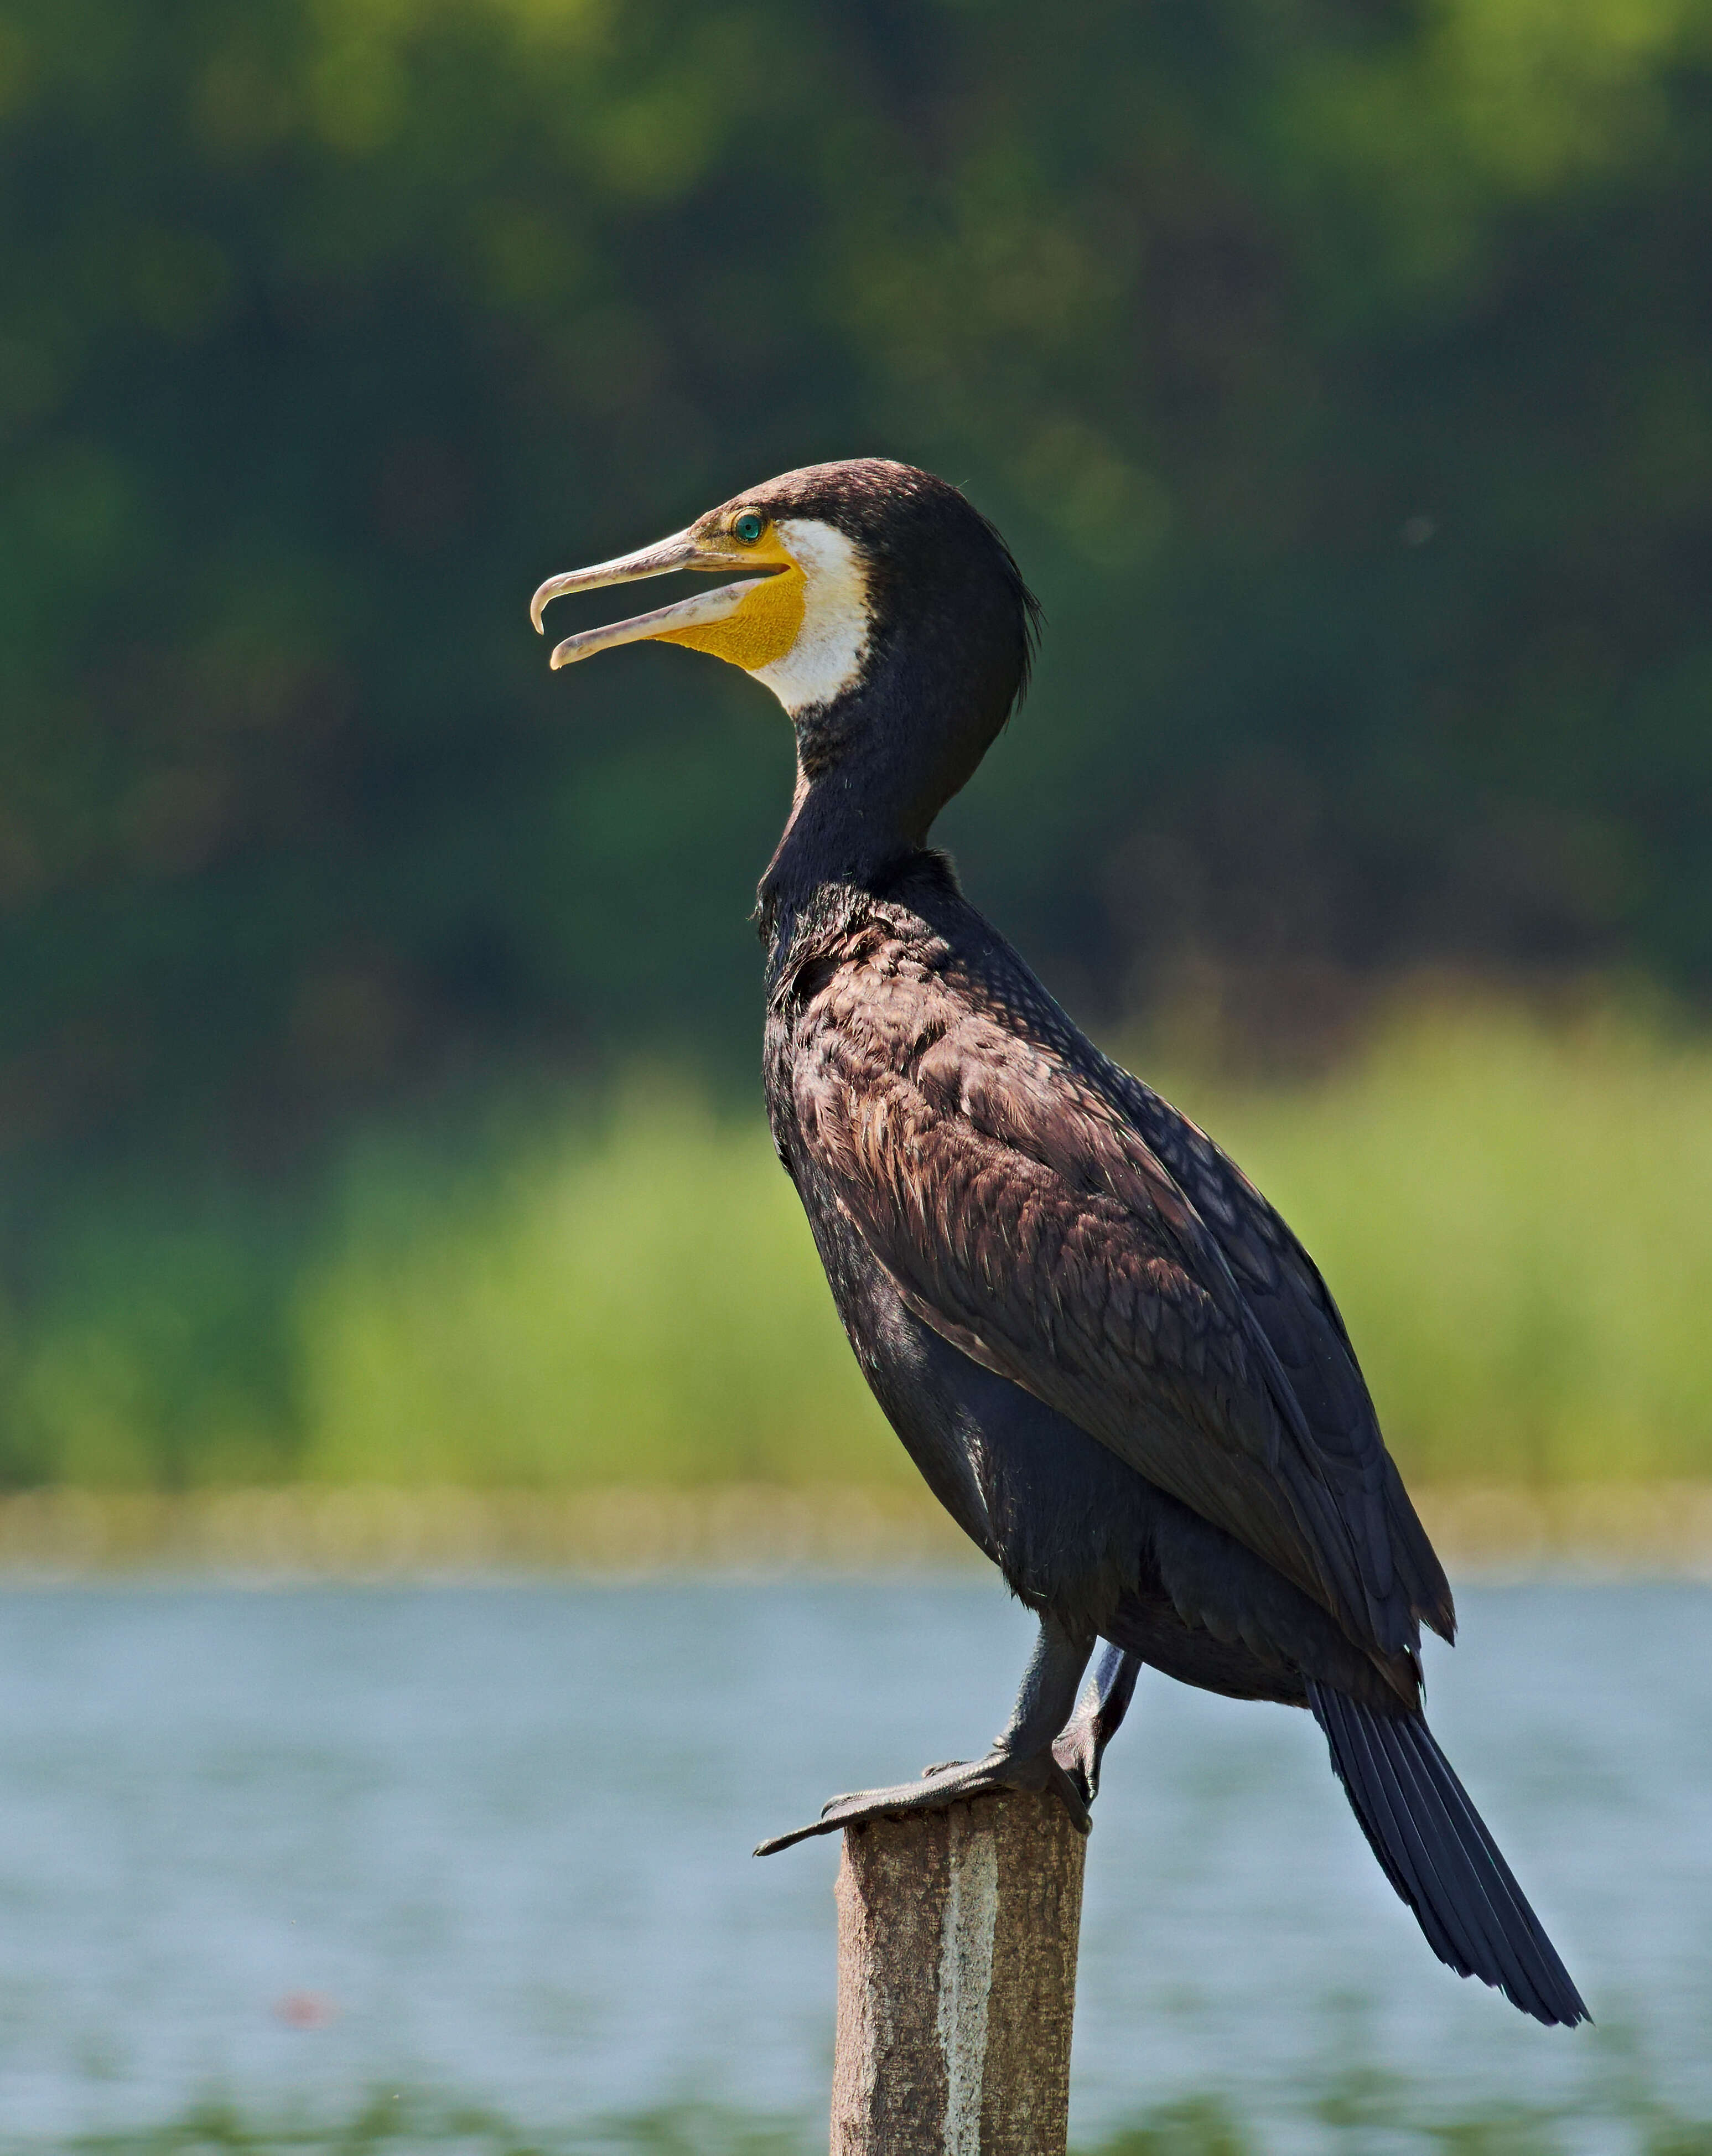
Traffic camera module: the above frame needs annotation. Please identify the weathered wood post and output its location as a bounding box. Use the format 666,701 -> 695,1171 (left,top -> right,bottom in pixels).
830,1790 -> 1088,2155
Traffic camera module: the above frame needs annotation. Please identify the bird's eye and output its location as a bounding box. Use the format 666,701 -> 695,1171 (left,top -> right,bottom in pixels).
732,511 -> 766,544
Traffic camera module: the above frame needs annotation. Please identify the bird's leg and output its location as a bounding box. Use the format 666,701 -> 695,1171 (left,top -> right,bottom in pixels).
1051,1641 -> 1142,1803
755,1614 -> 1094,1856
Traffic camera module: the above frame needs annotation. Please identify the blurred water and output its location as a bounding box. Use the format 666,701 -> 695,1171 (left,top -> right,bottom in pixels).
0,1579 -> 1704,2148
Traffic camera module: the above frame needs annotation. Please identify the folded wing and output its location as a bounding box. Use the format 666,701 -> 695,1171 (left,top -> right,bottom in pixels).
792,962 -> 1448,1673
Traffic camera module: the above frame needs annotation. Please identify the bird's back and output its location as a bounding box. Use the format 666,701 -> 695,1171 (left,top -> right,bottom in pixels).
763,849 -> 1452,1678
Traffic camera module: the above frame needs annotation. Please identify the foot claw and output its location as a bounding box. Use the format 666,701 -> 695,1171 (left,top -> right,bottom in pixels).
1052,1719 -> 1098,1806
1051,1644 -> 1141,1806
755,1746 -> 1091,1857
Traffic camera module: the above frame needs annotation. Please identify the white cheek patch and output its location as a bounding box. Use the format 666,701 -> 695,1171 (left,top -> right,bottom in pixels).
751,517 -> 870,716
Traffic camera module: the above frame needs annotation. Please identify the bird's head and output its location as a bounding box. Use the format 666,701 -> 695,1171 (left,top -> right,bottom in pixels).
531,459 -> 1039,857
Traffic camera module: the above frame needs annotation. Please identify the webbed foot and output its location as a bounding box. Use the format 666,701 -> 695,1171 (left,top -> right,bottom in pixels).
754,1743 -> 1091,1857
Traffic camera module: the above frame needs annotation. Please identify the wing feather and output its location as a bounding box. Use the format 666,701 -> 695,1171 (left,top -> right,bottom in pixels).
792,950 -> 1445,1662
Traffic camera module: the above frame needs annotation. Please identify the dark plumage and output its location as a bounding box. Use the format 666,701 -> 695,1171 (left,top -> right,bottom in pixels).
531,456 -> 1588,2029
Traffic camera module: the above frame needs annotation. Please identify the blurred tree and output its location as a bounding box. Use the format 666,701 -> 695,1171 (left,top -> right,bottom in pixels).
1,0 -> 1710,1146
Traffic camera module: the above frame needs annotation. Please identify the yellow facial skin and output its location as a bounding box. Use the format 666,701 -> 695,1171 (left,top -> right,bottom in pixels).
531,504 -> 868,699
652,520 -> 806,672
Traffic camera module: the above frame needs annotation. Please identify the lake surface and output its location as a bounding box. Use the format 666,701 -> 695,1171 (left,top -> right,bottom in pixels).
0,1578 -> 1705,2149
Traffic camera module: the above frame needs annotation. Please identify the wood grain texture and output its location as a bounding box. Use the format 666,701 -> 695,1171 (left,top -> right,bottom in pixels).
831,1791 -> 1086,2156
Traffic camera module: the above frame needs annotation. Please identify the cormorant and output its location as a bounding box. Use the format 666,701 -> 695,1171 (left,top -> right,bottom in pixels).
531,458 -> 1587,2028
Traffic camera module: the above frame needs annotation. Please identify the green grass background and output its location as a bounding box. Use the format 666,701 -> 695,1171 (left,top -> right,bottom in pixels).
10,997 -> 1712,1493
25,2055 -> 1712,2156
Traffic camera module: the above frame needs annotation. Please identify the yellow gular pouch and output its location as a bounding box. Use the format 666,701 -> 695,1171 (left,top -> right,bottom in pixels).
653,532 -> 806,673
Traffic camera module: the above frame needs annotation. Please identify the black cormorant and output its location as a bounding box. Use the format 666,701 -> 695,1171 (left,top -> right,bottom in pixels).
531,458 -> 1587,2028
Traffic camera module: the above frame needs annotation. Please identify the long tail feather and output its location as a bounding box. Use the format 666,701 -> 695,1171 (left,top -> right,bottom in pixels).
1308,1682 -> 1588,2028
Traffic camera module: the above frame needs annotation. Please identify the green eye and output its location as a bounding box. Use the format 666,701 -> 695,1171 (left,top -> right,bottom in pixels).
732,511 -> 765,544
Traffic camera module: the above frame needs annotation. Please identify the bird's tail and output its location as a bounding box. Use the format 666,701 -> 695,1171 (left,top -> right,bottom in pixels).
1308,1681 -> 1588,2028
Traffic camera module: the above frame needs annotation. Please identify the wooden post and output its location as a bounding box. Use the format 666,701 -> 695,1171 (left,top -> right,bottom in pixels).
830,1790 -> 1088,2156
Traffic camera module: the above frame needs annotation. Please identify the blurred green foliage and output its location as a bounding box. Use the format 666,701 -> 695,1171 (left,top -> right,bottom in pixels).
6,0 -> 1712,1488
36,2070 -> 1712,2156
1185,997 -> 1712,1483
7,1001 -> 1712,1491
1,0 -> 1711,1148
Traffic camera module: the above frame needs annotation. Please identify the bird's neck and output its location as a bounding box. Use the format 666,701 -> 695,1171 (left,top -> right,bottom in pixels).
757,651 -> 1004,971
762,765 -> 907,897
761,657 -> 973,878
758,791 -> 970,1006
757,773 -> 904,982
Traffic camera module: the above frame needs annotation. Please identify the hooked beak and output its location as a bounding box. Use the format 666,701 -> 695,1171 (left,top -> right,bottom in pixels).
529,530 -> 774,670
